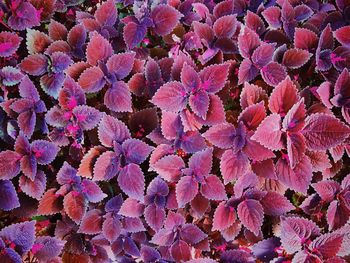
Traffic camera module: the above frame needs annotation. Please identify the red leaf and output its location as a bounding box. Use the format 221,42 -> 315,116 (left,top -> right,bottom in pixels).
63,191 -> 86,223
170,240 -> 191,262
106,52 -> 136,80
86,32 -> 113,65
287,132 -> 306,169
260,192 -> 294,216
19,54 -> 48,76
0,31 -> 22,57
102,213 -> 121,242
238,26 -> 261,59
282,48 -> 312,69
240,82 -> 268,110
38,189 -> 63,215
261,62 -> 287,86
78,209 -> 103,234
213,15 -> 237,38
212,201 -> 236,231
294,28 -> 318,50
334,25 -> 350,48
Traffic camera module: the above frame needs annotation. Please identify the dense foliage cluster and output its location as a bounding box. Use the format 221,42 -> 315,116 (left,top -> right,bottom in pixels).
0,0 -> 350,262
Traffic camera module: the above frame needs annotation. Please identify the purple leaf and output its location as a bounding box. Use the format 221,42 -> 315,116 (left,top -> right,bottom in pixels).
81,179 -> 107,203
93,151 -> 120,181
220,149 -> 249,184
98,114 -> 131,147
0,66 -> 24,86
73,105 -> 102,130
261,62 -> 287,86
122,139 -> 153,164
260,192 -> 294,216
33,236 -> 66,262
180,223 -> 207,245
0,32 -> 22,57
238,58 -> 259,85
19,170 -> 46,200
252,237 -> 281,262
31,140 -> 59,165
118,163 -> 145,202
0,150 -> 21,180
107,52 -> 136,79
123,22 -> 147,49
0,180 -> 20,211
252,43 -> 275,68
213,15 -> 237,38
170,240 -> 191,262
237,199 -> 264,236
176,175 -> 198,208
144,203 -> 166,232
201,175 -> 227,200
103,213 -> 121,242
104,81 -> 132,112
8,2 -> 40,31
203,123 -> 235,149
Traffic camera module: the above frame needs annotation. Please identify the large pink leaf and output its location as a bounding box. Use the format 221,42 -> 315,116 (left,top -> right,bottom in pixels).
118,163 -> 145,202
237,199 -> 263,236
262,7 -> 281,29
151,81 -> 187,112
176,175 -> 198,208
238,26 -> 261,59
213,15 -> 237,38
287,132 -> 306,169
188,148 -> 213,177
153,155 -> 185,182
240,82 -> 268,110
312,180 -> 340,202
170,240 -> 191,262
261,62 -> 287,87
238,58 -> 259,85
334,26 -> 350,48
201,175 -> 227,200
251,43 -> 275,68
98,114 -> 131,147
302,113 -> 350,151
95,0 -> 117,26
203,123 -> 235,149
86,32 -> 113,65
0,150 -> 21,180
199,63 -> 230,93
251,114 -> 283,151
104,81 -> 132,112
144,204 -> 165,232
78,66 -> 106,93
123,22 -> 147,50
151,5 -> 182,36
220,149 -> 249,184
260,192 -> 294,216
63,191 -> 86,223
106,52 -> 135,80
212,201 -> 236,231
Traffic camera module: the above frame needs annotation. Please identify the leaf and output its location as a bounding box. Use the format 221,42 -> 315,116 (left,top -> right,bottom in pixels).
287,132 -> 306,169
302,113 -> 350,151
280,216 -> 320,254
326,200 -> 349,230
31,140 -> 59,165
294,27 -> 319,50
238,102 -> 266,130
26,29 -> 51,54
312,180 -> 340,203
8,2 -> 40,31
77,209 -> 102,234
37,189 -> 63,215
199,63 -> 230,93
170,240 -> 191,262
144,204 -> 165,232
238,26 -> 261,59
73,105 -> 101,130
180,223 -> 207,245
282,48 -> 312,69
63,191 -> 86,223
102,213 -> 121,242
48,20 -> 68,41
201,175 -> 227,200
238,58 -> 259,85
106,52 -> 135,80
251,43 -> 275,68
151,5 -> 182,36
33,237 -> 66,262
98,114 -> 131,147
261,62 -> 287,87
176,176 -> 198,208
0,180 -> 20,211
151,81 -> 187,112
262,7 -> 281,29
104,81 -> 132,112
122,138 -> 153,164
260,192 -> 294,216
153,155 -> 185,182
19,54 -> 48,76
252,237 -> 281,262
81,179 -> 106,203
0,221 -> 35,255
220,149 -> 249,184
251,114 -> 283,151
237,199 -> 264,236
19,170 -> 46,200
51,52 -> 72,73
118,163 -> 145,202
203,123 -> 235,149
20,154 -> 37,180
282,98 -> 306,132
86,32 -> 113,65
240,83 -> 267,110
213,15 -> 237,38
93,151 -> 119,181
78,66 -> 106,93
0,66 -> 24,86
0,150 -> 21,180
212,201 -> 236,231
0,32 -> 22,57
95,0 -> 117,26
123,22 -> 147,49
119,198 -> 144,218
334,26 -> 350,48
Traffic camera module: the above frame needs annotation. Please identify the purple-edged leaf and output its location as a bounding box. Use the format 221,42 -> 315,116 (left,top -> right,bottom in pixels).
220,149 -> 249,184
107,52 -> 135,80
78,209 -> 103,234
18,110 -> 36,138
251,114 -> 283,151
312,180 -> 340,202
86,32 -> 113,65
37,188 -> 63,215
282,98 -> 306,132
252,237 -> 281,262
119,198 -> 144,218
123,22 -> 147,49
212,201 -> 236,231
200,94 -> 226,126
45,106 -> 67,128
98,114 -> 131,147
327,200 -> 349,231
104,81 -> 132,112
170,240 -> 191,262
147,176 -> 169,197
40,72 -> 65,99
151,81 -> 187,112
260,192 -> 294,216
122,139 -> 153,164
118,163 -> 144,202
0,180 -> 20,211
221,249 -> 255,263
280,216 -> 320,254
238,26 -> 261,59
123,217 -> 145,233
63,191 -> 86,223
203,123 -> 235,149
153,155 -> 185,182
237,199 -> 263,236
0,150 -> 21,180
95,0 -> 117,26
334,26 -> 350,48
199,63 -> 230,93
20,154 -> 37,180
176,176 -> 198,208
294,28 -> 318,50
0,66 -> 24,86
188,148 -> 212,177
78,66 -> 106,93
0,221 -> 35,255
33,236 -> 66,262
31,140 -> 59,165
311,232 -> 343,259
73,105 -> 101,130
151,5 -> 182,36
192,21 -> 214,47
50,52 -> 72,73
213,15 -> 237,38
252,43 -> 275,69
20,54 -> 48,76
144,204 -> 165,232
276,155 -> 313,193
240,83 -> 267,110
141,245 -> 161,263
0,32 -> 22,57
105,195 -> 123,213
189,91 -> 209,119
180,223 -> 207,245
201,175 -> 227,200
18,75 -> 40,101
8,2 -> 40,31
238,58 -> 259,85
282,48 -> 312,69
151,228 -> 175,246
238,102 -> 266,130
81,179 -> 106,203
302,113 -> 350,151
261,62 -> 287,86
48,20 -> 68,41
19,170 -> 46,200
103,213 -> 121,242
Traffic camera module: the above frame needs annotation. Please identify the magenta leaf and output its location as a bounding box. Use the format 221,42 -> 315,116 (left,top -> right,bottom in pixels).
33,236 -> 66,262
238,26 -> 261,59
19,170 -> 46,200
252,43 -> 275,68
118,163 -> 145,202
119,198 -> 144,218
311,232 -> 344,259
203,123 -> 235,149
0,32 -> 22,57
86,32 -> 113,65
103,213 -> 121,242
81,179 -> 107,203
151,5 -> 182,36
170,240 -> 191,262
212,201 -> 236,231
220,149 -> 249,184
180,223 -> 207,245
213,15 -> 237,38
238,58 -> 259,85
334,26 -> 350,48
261,62 -> 287,86
0,66 -> 24,86
144,203 -> 165,232
260,192 -> 294,216
237,199 -> 264,236
77,209 -> 103,234
201,175 -> 227,200
122,139 -> 153,164
176,175 -> 199,208
31,140 -> 59,165
72,105 -> 102,130
151,81 -> 187,112
0,150 -> 21,180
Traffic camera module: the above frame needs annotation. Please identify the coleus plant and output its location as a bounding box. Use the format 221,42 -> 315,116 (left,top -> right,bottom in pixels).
0,0 -> 350,262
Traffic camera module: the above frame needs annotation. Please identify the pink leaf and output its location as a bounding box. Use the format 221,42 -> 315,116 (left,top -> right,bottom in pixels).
0,31 -> 22,57
282,48 -> 312,69
287,132 -> 306,169
294,28 -> 319,50
240,82 -> 268,110
0,150 -> 21,180
282,98 -> 306,132
260,192 -> 294,216
261,62 -> 287,86
201,175 -> 227,200
151,81 -> 187,112
118,163 -> 145,202
176,176 -> 198,208
312,180 -> 340,202
86,32 -> 113,65
73,105 -> 101,130
19,54 -> 48,76
213,15 -> 237,38
170,240 -> 191,262
106,52 -> 136,80
153,155 -> 185,182
334,25 -> 350,48
238,26 -> 261,59
238,102 -> 266,130
102,213 -> 121,242
104,81 -> 132,112
238,58 -> 259,85
98,114 -> 131,147
212,201 -> 236,231
220,149 -> 249,184
119,198 -> 144,218
252,43 -> 275,68
144,204 -> 165,232
262,7 -> 281,29
78,66 -> 106,93
237,199 -> 264,236
151,5 -> 182,36
203,123 -> 235,149
78,209 -> 103,234
199,63 -> 230,93
19,170 -> 46,200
